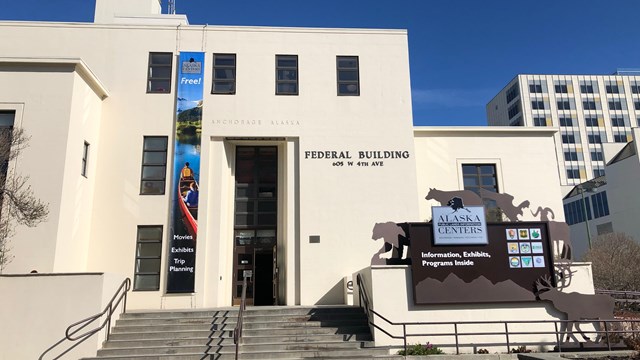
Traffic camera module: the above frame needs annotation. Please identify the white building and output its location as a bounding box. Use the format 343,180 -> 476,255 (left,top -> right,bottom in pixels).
0,1 -> 596,358
487,73 -> 640,195
563,127 -> 640,258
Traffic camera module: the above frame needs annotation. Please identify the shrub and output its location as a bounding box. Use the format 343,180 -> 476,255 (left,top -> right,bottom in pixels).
397,342 -> 444,355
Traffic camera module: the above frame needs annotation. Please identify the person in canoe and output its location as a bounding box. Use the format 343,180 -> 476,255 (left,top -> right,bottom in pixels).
181,162 -> 194,180
183,182 -> 199,207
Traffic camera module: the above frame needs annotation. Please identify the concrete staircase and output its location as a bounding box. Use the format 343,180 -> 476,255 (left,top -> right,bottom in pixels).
81,306 -> 401,359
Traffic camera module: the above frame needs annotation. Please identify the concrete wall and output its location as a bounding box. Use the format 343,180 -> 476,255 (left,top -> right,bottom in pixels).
0,273 -> 127,360
413,127 -> 564,224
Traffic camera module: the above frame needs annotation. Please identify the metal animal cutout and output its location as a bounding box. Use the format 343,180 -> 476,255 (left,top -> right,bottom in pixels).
535,276 -> 615,343
425,188 -> 483,206
370,222 -> 410,265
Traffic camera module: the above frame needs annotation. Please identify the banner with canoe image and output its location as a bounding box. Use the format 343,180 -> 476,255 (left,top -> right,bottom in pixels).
166,52 -> 203,293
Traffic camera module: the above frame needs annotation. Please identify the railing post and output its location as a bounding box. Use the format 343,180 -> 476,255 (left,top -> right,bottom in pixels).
403,324 -> 407,356
604,321 -> 611,351
504,322 -> 510,353
554,321 -> 561,353
454,323 -> 459,355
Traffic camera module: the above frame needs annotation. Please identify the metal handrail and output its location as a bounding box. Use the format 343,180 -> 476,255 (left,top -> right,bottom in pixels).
234,274 -> 249,360
356,273 -> 640,355
39,277 -> 131,360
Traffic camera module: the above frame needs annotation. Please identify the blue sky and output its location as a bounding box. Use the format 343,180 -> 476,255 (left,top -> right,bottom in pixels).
3,0 -> 640,126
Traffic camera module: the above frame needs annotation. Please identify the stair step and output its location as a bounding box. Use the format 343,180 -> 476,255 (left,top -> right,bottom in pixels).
91,306 -> 380,359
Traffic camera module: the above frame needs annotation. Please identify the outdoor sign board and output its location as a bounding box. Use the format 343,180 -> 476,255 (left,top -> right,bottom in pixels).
408,221 -> 555,304
432,205 -> 488,245
166,52 -> 204,293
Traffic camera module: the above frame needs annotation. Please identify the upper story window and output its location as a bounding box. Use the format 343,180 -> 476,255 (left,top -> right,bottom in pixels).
580,81 -> 597,94
566,168 -> 581,180
561,133 -> 576,144
564,150 -> 579,161
590,151 -> 604,161
608,99 -> 625,111
611,116 -> 627,127
147,52 -> 173,93
81,141 -> 90,177
554,81 -> 569,93
631,82 -> 640,94
506,84 -> 519,103
508,102 -> 521,119
559,117 -> 573,127
584,117 -> 598,127
528,80 -> 545,93
212,53 -> 236,94
634,101 -> 640,111
337,56 -> 360,96
587,133 -> 603,144
462,164 -> 498,196
605,83 -> 621,94
531,100 -> 545,110
533,116 -> 547,126
275,55 -> 298,95
591,191 -> 610,219
557,100 -> 572,110
582,100 -> 599,110
140,136 -> 168,195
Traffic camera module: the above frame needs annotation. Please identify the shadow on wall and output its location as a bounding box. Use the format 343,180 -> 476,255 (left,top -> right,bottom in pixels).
315,279 -> 345,305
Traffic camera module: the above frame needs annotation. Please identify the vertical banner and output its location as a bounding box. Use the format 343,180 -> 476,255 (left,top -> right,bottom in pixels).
166,52 -> 204,293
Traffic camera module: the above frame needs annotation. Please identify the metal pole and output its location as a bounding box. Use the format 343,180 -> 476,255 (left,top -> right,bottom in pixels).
580,186 -> 593,250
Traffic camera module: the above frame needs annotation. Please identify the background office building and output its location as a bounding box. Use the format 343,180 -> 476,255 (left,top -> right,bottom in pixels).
487,72 -> 640,195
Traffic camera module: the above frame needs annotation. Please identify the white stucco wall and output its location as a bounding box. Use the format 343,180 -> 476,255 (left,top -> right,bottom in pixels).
0,273 -> 127,360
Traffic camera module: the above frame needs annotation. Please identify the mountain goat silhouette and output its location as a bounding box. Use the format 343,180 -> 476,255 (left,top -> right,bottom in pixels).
535,276 -> 615,343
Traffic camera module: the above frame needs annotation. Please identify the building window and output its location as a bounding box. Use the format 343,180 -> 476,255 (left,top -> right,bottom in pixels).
140,136 -> 168,195
582,100 -> 598,110
510,117 -> 523,126
134,226 -> 163,291
531,100 -> 545,110
508,102 -> 521,119
554,84 -> 568,93
606,84 -> 620,94
611,116 -> 626,127
557,100 -> 572,110
591,191 -> 610,218
559,117 -> 573,127
147,52 -> 173,93
275,55 -> 298,95
608,100 -> 624,110
631,83 -> 640,94
462,164 -> 498,195
593,168 -> 605,178
564,151 -> 579,161
590,151 -> 604,161
81,141 -> 89,177
533,116 -> 547,126
587,134 -> 602,144
613,132 -> 628,143
580,81 -> 597,94
584,117 -> 598,127
562,134 -> 576,144
566,168 -> 581,179
529,81 -> 544,93
506,84 -> 519,103
336,56 -> 360,96
634,101 -> 640,111
212,53 -> 236,94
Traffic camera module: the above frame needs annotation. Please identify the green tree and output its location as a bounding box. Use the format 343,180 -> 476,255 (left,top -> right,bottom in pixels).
582,232 -> 640,291
0,127 -> 49,271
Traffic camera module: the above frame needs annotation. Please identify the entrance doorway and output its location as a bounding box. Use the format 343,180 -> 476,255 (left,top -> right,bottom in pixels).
232,146 -> 278,306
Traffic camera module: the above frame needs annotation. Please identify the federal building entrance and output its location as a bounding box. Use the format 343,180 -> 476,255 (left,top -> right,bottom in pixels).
232,146 -> 278,306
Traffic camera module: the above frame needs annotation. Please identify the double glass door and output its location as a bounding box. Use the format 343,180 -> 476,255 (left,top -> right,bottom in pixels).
232,146 -> 278,306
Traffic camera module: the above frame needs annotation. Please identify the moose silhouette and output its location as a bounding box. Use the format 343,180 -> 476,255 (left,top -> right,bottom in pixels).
535,276 -> 615,343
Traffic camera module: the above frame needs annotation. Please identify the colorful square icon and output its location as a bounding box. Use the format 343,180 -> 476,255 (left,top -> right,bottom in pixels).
519,242 -> 532,254
531,242 -> 544,254
506,229 -> 518,240
521,256 -> 533,268
509,256 -> 521,268
533,256 -> 546,268
529,228 -> 542,240
518,229 -> 530,240
508,242 -> 520,254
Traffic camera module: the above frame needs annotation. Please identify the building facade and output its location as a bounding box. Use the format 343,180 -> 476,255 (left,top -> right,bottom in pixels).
1,0 -> 568,313
487,73 -> 640,194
